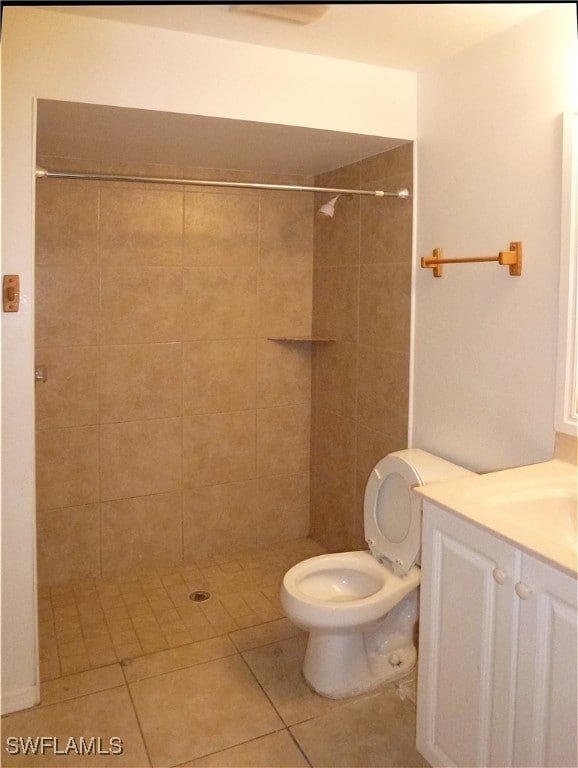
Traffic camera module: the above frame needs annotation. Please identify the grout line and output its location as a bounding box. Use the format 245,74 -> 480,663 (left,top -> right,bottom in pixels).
120,664 -> 154,768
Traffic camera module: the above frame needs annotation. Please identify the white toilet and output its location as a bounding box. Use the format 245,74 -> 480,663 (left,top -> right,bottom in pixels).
281,448 -> 474,698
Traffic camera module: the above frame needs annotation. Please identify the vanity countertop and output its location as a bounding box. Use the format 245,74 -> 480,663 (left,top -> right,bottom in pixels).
416,458 -> 577,577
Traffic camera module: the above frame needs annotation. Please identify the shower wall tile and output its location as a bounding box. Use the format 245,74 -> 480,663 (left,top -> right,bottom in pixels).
183,339 -> 257,415
36,504 -> 101,586
35,159 -> 314,585
182,267 -> 258,340
256,473 -> 310,545
183,192 -> 259,267
35,180 -> 99,266
259,191 -> 313,264
256,405 -> 311,477
100,265 -> 182,344
183,411 -> 257,488
100,187 -> 183,266
311,144 -> 413,550
312,266 -> 358,342
101,492 -> 183,576
99,343 -> 182,423
100,417 -> 182,501
36,426 -> 100,511
183,480 -> 258,560
356,346 -> 410,443
36,265 -> 100,347
358,263 -> 411,350
312,342 -> 358,420
258,262 -> 312,338
35,346 -> 99,429
313,163 -> 361,268
256,340 -> 311,408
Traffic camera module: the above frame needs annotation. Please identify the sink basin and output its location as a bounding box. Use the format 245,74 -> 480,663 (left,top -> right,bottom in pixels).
468,484 -> 577,552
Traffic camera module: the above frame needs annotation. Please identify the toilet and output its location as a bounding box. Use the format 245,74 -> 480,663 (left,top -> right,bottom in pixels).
281,448 -> 474,699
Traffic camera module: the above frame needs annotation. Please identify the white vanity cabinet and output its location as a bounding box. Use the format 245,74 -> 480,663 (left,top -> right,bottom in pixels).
416,500 -> 578,768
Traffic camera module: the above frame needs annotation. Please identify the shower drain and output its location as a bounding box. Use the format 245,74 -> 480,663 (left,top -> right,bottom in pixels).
189,590 -> 211,603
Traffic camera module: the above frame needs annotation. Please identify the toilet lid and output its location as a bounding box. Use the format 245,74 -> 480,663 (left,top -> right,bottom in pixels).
364,454 -> 422,576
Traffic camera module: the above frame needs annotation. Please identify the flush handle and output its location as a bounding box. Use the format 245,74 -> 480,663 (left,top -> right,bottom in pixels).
35,365 -> 48,384
3,275 -> 20,312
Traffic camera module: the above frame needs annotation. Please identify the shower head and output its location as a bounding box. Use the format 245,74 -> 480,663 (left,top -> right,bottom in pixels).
316,195 -> 340,219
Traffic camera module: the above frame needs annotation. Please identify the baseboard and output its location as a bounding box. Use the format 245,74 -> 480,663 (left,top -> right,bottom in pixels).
2,684 -> 39,715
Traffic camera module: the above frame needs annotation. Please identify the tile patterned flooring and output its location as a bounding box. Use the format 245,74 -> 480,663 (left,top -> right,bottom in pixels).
3,538 -> 428,767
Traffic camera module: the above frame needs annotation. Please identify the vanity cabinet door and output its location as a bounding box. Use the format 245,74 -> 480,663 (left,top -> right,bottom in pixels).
416,503 -> 521,768
513,553 -> 578,768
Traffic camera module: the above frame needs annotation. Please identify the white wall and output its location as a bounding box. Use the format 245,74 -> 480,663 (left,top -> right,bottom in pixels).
1,7 -> 416,712
413,4 -> 577,472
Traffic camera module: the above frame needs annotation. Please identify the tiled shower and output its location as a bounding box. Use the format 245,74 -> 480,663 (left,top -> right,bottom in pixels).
34,142 -> 413,588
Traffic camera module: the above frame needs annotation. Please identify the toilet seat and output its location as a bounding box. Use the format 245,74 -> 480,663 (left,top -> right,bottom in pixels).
364,454 -> 422,576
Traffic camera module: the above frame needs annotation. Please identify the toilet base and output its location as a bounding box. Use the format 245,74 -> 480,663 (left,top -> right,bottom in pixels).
303,631 -> 417,699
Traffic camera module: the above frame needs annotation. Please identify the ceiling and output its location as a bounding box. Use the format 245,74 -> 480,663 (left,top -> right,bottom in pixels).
44,3 -> 548,71
36,3 -> 549,176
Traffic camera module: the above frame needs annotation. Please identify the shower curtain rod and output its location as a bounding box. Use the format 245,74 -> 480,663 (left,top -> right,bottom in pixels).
35,167 -> 410,199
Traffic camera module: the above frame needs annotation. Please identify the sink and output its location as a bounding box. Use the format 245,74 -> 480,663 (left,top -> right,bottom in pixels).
466,482 -> 577,553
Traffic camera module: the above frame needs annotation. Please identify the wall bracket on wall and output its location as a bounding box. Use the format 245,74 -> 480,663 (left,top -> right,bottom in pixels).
421,241 -> 522,278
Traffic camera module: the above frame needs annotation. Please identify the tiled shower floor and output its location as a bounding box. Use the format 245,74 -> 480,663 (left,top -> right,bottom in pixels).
4,538 -> 428,767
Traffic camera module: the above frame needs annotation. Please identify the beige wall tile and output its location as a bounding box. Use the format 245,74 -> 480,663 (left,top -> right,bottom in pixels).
100,186 -> 183,266
360,191 -> 413,264
183,480 -> 258,560
100,343 -> 182,423
35,346 -> 99,429
36,426 -> 99,511
36,504 -> 101,587
257,405 -> 310,477
100,418 -> 182,501
358,263 -> 411,350
257,339 -> 311,408
184,192 -> 259,266
258,263 -> 312,338
312,341 -> 357,419
357,345 -> 409,442
309,408 -> 356,551
313,163 -> 361,267
259,191 -> 313,264
183,339 -> 256,414
183,411 -> 256,488
361,142 -> 414,186
312,266 -> 359,342
183,267 -> 257,340
101,492 -> 183,576
100,265 -> 182,344
257,473 -> 310,544
35,180 -> 99,265
36,265 -> 100,347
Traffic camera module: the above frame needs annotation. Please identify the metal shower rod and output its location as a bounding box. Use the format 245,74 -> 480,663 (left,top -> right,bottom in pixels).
35,167 -> 410,199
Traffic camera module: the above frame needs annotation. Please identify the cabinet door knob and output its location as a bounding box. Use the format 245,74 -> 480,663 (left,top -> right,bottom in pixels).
493,568 -> 507,585
515,582 -> 533,600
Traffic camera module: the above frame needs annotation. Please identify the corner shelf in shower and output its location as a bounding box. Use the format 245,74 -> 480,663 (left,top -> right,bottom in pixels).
267,336 -> 336,342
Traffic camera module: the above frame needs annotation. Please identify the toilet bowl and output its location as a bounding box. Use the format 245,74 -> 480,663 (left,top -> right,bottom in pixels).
281,449 -> 474,699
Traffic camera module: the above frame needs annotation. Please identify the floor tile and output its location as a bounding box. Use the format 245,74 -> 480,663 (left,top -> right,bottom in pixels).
129,654 -> 284,766
242,635 -> 343,726
182,730 -> 310,767
290,684 -> 429,767
122,635 -> 236,682
2,686 -> 150,766
229,617 -> 302,652
40,664 -> 125,706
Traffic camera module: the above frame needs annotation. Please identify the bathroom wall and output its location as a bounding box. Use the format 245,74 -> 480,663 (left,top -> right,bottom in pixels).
34,157 -> 313,586
310,143 -> 414,551
413,4 -> 576,471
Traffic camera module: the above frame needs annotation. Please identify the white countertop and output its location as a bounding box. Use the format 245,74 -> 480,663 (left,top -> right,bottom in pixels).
416,458 -> 578,577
